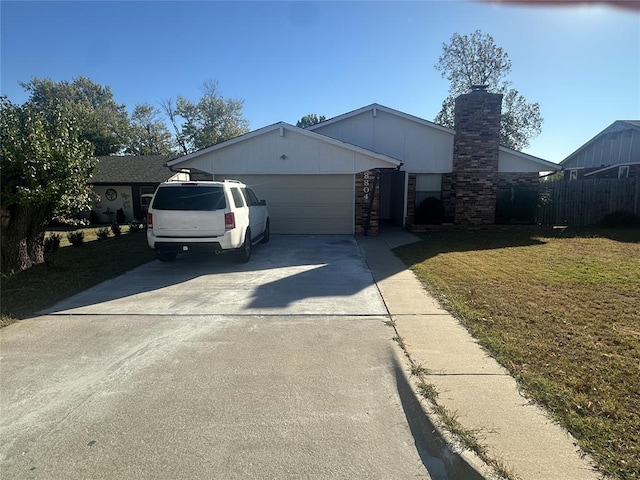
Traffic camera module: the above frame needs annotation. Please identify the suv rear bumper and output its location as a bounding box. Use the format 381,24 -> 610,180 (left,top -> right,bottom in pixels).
154,241 -> 224,254
148,228 -> 243,252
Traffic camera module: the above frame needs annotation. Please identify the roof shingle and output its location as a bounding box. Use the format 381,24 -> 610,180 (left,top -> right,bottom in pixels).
89,155 -> 178,184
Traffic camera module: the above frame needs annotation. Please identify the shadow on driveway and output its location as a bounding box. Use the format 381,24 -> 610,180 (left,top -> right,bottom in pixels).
40,235 -> 390,316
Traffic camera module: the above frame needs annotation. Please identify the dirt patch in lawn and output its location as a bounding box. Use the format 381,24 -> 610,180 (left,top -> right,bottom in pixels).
395,227 -> 640,480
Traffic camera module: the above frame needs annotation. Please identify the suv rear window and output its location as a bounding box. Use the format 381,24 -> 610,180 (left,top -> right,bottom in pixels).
152,186 -> 227,211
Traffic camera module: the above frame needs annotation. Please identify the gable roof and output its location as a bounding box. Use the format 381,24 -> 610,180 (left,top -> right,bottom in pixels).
560,120 -> 640,166
89,155 -> 177,184
167,122 -> 402,169
308,103 -> 455,135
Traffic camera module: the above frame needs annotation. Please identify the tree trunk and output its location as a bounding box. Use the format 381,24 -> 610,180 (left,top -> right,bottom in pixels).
1,204 -> 51,274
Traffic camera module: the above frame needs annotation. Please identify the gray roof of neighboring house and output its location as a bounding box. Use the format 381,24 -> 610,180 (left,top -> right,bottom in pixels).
560,120 -> 640,166
89,155 -> 178,184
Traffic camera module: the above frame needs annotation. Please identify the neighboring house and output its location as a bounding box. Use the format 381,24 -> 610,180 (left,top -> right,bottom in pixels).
167,88 -> 559,235
88,155 -> 187,223
560,120 -> 640,181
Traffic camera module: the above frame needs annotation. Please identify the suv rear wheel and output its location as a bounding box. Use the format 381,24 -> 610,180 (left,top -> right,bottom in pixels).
238,228 -> 251,263
260,219 -> 270,244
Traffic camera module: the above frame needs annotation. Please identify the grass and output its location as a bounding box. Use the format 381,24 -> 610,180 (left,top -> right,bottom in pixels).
395,226 -> 640,480
1,226 -> 155,321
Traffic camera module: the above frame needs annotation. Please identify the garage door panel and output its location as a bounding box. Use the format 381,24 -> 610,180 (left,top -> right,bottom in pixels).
220,174 -> 353,234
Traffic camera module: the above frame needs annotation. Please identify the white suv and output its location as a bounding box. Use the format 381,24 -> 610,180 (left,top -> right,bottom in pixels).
146,180 -> 269,262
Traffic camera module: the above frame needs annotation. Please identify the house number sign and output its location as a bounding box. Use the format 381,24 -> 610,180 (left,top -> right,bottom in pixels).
363,172 -> 372,201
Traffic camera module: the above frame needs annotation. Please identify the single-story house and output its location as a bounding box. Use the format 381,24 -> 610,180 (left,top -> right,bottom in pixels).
88,155 -> 187,223
560,120 -> 640,181
167,87 -> 560,235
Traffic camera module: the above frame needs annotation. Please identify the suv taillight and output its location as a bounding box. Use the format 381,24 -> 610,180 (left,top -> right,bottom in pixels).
225,212 -> 235,230
147,212 -> 153,228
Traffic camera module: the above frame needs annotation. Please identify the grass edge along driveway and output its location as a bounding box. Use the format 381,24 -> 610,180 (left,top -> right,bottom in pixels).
1,228 -> 156,323
395,227 -> 639,480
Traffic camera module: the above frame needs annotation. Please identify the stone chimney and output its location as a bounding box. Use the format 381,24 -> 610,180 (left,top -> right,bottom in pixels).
452,85 -> 503,225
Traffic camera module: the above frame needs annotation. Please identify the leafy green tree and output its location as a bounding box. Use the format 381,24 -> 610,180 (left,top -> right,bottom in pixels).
126,103 -> 174,155
434,30 -> 543,150
20,76 -> 130,155
0,97 -> 95,273
162,80 -> 249,155
296,114 -> 326,128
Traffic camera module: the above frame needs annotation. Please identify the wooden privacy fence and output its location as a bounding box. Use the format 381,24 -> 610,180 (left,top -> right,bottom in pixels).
536,177 -> 640,226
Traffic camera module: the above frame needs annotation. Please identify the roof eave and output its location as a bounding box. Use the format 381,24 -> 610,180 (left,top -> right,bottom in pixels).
167,122 -> 402,168
559,120 -> 640,165
308,103 -> 456,135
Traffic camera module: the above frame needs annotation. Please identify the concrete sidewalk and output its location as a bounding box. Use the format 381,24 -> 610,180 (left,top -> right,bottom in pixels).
357,229 -> 599,480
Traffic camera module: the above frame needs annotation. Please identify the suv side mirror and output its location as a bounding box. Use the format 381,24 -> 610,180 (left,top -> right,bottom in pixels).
259,199 -> 267,206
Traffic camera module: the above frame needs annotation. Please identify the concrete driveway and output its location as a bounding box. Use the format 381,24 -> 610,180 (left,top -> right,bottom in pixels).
1,236 -> 435,479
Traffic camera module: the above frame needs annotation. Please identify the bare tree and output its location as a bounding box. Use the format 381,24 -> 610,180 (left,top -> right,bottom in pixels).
434,30 -> 542,150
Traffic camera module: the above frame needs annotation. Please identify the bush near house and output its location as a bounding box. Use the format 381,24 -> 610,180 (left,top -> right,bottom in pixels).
43,233 -> 62,252
116,208 -> 126,224
66,230 -> 85,246
96,227 -> 111,240
395,227 -> 640,479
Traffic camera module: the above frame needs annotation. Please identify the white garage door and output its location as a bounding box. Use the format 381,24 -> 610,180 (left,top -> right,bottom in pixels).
219,174 -> 354,234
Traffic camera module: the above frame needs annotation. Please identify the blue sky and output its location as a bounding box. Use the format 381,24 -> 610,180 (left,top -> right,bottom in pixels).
1,1 -> 638,162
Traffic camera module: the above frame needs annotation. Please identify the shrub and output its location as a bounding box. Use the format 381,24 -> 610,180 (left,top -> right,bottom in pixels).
66,230 -> 84,246
88,210 -> 99,225
116,208 -> 126,224
128,221 -> 142,233
496,186 -> 539,224
96,227 -> 111,240
599,210 -> 640,228
44,233 -> 62,252
110,223 -> 122,237
415,197 -> 448,225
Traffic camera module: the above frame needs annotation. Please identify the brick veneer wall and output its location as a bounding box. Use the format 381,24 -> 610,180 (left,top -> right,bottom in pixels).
497,172 -> 540,189
355,170 -> 380,236
452,88 -> 503,225
441,173 -> 455,219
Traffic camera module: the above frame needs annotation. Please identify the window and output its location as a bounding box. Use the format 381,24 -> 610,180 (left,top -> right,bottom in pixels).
415,174 -> 442,205
152,186 -> 226,211
569,170 -> 578,181
140,186 -> 156,209
242,188 -> 261,206
231,188 -> 245,208
618,165 -> 630,179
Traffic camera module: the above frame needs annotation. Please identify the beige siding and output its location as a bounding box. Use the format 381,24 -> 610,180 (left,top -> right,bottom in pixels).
218,174 -> 354,234
179,128 -> 397,175
312,109 -> 454,173
498,150 -> 556,172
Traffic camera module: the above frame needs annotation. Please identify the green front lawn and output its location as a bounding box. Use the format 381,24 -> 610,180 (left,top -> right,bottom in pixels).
1,228 -> 155,322
395,227 -> 640,480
